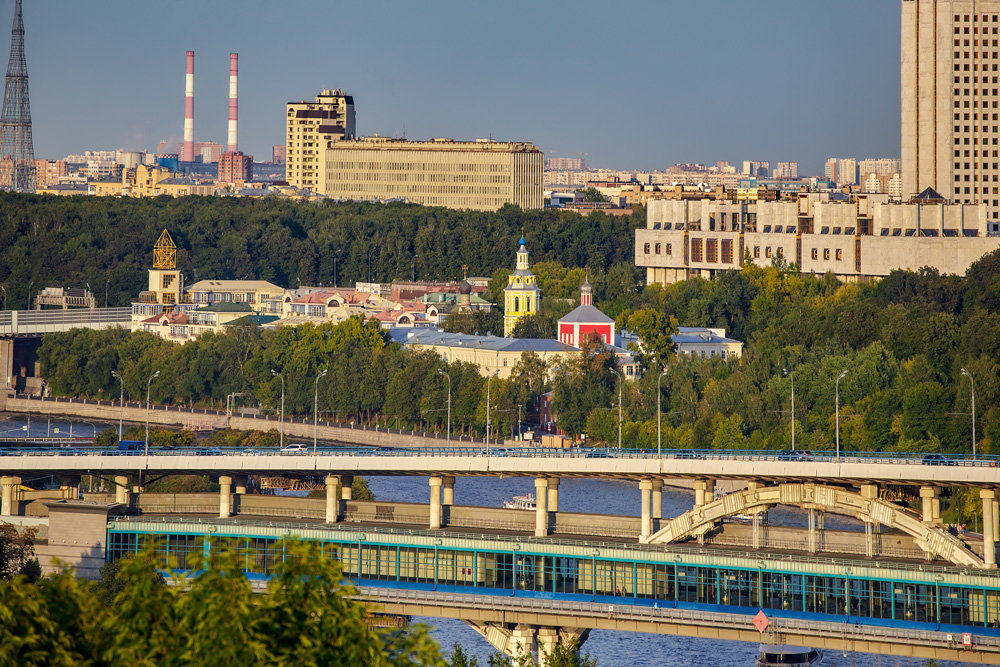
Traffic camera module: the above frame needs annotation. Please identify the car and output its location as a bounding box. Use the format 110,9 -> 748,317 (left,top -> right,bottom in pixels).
921,453 -> 955,466
585,449 -> 613,458
239,448 -> 259,456
673,449 -> 700,459
195,447 -> 224,456
280,443 -> 309,455
477,447 -> 511,457
777,450 -> 810,461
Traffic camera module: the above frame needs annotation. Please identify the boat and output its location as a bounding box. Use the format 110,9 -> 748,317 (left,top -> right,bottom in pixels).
756,645 -> 823,666
502,493 -> 536,510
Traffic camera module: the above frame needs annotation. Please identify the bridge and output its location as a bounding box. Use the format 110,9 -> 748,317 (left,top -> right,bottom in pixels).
30,501 -> 1000,665
4,446 -> 1000,571
0,308 -> 132,337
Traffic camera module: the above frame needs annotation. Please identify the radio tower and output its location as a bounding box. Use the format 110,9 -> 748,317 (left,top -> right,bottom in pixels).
0,0 -> 34,192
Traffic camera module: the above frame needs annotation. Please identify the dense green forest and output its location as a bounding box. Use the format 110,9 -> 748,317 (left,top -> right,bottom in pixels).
0,193 -> 642,309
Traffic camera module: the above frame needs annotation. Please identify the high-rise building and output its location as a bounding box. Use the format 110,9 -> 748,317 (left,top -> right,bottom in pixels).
545,157 -> 585,170
33,159 -> 66,188
272,144 -> 286,164
285,89 -> 355,189
218,151 -> 252,183
902,1 -> 1000,220
773,162 -> 799,179
824,158 -> 838,183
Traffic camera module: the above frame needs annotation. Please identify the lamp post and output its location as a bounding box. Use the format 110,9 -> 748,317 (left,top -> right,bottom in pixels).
784,368 -> 795,452
145,370 -> 160,455
835,370 -> 847,460
657,368 -> 668,457
105,278 -> 110,307
272,369 -> 285,448
438,368 -> 451,446
1,285 -> 6,310
111,370 -> 124,441
411,254 -> 418,283
617,371 -> 623,450
333,250 -> 340,289
486,370 -> 497,454
27,280 -> 33,310
961,367 -> 977,457
313,368 -> 327,453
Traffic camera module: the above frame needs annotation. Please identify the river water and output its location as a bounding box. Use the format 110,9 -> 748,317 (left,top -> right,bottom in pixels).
0,414 -> 972,665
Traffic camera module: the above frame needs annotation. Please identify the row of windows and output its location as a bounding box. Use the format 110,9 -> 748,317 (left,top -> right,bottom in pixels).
325,184 -> 512,196
810,248 -> 844,261
324,172 -> 512,185
753,246 -> 784,259
643,242 -> 673,256
107,532 -> 1000,630
690,238 -> 735,264
326,161 -> 518,173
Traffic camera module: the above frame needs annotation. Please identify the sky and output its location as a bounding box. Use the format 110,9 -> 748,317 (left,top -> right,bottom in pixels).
11,0 -> 901,175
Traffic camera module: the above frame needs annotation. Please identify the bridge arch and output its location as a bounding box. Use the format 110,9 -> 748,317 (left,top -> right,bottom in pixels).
644,482 -> 985,568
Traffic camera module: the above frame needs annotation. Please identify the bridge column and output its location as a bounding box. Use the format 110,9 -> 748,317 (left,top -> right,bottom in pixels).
510,625 -> 536,664
994,496 -> 999,546
693,479 -> 714,507
651,479 -> 662,528
429,476 -> 443,530
982,489 -> 997,568
325,475 -> 340,523
234,475 -> 248,495
920,486 -> 937,524
534,477 -> 548,537
218,475 -> 232,518
546,477 -> 559,531
640,479 -> 653,541
536,628 -> 559,667
341,476 -> 353,501
0,338 -> 13,389
442,476 -> 454,527
1,476 -> 20,516
114,476 -> 130,505
860,484 -> 879,559
807,508 -> 818,554
59,474 -> 81,500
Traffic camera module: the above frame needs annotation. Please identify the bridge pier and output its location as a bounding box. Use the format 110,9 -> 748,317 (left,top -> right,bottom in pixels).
0,338 -> 12,389
510,625 -> 536,663
341,476 -> 353,502
325,475 -> 340,523
693,479 -> 715,544
1,475 -> 20,516
534,478 -> 548,537
114,476 -> 130,506
234,475 -> 248,495
920,486 -> 940,525
982,489 -> 996,568
442,476 -> 454,526
639,479 -> 652,541
219,475 -> 232,518
860,484 -> 880,558
429,476 -> 443,530
59,474 -> 81,500
651,479 -> 662,529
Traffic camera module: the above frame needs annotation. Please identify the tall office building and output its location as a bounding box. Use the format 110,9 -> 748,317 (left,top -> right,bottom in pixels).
285,89 -> 355,189
902,0 -> 1000,220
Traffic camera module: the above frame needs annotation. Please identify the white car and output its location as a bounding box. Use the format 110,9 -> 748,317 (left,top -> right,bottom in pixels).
280,443 -> 309,455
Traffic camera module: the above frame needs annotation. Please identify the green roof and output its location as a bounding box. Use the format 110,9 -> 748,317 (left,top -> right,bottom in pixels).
197,303 -> 254,313
223,314 -> 279,327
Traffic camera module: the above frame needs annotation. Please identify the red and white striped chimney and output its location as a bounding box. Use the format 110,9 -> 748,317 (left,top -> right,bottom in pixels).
227,53 -> 238,152
181,50 -> 195,162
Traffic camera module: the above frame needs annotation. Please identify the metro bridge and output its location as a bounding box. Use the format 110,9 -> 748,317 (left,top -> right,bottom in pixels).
83,512 -> 1000,664
4,446 -> 1000,571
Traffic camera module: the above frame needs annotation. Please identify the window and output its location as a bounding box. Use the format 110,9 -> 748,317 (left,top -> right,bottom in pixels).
811,248 -> 818,260
643,242 -> 650,254
706,238 -> 718,263
823,248 -> 830,260
655,242 -> 661,254
753,246 -> 760,258
690,238 -> 703,262
835,249 -> 843,261
765,247 -> 772,258
665,243 -> 672,256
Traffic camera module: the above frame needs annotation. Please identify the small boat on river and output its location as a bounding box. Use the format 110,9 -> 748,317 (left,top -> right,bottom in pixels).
502,493 -> 536,510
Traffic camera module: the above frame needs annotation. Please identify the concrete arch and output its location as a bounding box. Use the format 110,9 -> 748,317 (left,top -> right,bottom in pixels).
644,482 -> 985,568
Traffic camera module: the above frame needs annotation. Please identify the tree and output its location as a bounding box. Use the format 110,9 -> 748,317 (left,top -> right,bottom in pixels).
0,523 -> 38,580
616,308 -> 679,371
582,187 -> 607,203
449,643 -> 479,667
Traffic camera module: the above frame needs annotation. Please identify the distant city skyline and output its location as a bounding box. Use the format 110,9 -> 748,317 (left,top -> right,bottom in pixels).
15,1 -> 899,174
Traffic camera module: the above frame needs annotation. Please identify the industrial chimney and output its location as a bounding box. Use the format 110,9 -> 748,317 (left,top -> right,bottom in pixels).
227,53 -> 238,152
181,50 -> 194,162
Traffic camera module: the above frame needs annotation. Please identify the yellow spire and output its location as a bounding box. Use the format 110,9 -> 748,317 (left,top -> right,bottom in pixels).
152,229 -> 176,269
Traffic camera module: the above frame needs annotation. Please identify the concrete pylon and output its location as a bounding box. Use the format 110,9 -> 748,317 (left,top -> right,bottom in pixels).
234,475 -> 248,495
920,486 -> 936,523
219,475 -> 232,518
1,475 -> 20,516
534,477 -> 549,537
546,477 -> 559,512
325,475 -> 340,523
510,625 -> 536,664
536,627 -> 559,667
429,476 -> 443,530
693,479 -> 714,507
341,475 -> 353,501
114,475 -> 130,505
651,479 -> 663,522
59,474 -> 81,500
442,476 -> 455,505
639,479 -> 653,541
982,488 -> 997,568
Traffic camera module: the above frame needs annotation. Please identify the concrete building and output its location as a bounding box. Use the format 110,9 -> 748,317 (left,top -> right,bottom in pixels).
395,329 -> 578,379
90,164 -> 216,197
218,151 -> 253,184
320,137 -> 543,211
902,0 -> 1000,224
636,192 -> 1000,285
285,89 -> 355,190
773,162 -> 799,179
502,237 -> 541,337
186,280 -> 283,311
272,144 -> 285,164
545,157 -> 585,170
32,159 -> 67,188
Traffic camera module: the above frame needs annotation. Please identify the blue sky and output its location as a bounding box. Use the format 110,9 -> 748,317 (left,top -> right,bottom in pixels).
12,0 -> 900,174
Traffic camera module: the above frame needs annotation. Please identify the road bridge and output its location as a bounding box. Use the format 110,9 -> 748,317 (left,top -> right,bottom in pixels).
39,506 -> 1000,665
0,308 -> 131,337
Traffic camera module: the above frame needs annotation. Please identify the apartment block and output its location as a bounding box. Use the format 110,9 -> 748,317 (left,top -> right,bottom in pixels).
286,89 -> 356,190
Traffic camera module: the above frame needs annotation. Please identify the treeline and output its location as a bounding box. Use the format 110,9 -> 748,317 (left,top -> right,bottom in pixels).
0,193 -> 643,310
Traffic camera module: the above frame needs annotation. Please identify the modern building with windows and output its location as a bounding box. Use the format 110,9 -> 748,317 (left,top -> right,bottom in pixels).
286,89 -> 355,190
321,137 -> 543,211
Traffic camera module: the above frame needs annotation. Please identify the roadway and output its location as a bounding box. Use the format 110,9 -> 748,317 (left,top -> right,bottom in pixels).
1,446 -> 998,486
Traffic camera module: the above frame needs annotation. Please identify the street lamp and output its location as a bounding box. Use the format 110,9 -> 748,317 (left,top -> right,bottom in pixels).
617,371 -> 623,450
657,367 -> 668,457
486,370 -> 498,454
26,280 -> 33,310
111,370 -> 124,441
313,368 -> 328,453
272,369 -> 285,448
835,370 -> 847,460
145,370 -> 160,455
961,367 -> 977,457
438,368 -> 451,446
333,250 -> 341,289
411,254 -> 418,283
784,368 -> 795,452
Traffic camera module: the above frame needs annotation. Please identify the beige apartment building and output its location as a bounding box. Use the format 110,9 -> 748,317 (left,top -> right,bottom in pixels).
902,1 -> 1000,224
636,193 -> 1000,285
321,137 -> 543,211
286,89 -> 356,190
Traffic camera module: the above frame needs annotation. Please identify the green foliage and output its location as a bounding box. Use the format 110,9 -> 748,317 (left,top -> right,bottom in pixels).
0,523 -> 38,580
449,643 -> 479,667
0,540 -> 444,666
615,307 -> 678,371
581,187 -> 607,203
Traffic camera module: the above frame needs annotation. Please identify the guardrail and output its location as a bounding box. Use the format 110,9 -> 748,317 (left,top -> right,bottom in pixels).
0,308 -> 132,335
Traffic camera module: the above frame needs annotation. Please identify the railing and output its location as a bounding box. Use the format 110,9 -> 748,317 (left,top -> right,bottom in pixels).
0,308 -> 132,335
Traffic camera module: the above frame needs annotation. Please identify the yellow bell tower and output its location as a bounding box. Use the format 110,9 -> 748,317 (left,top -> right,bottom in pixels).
502,236 -> 540,337
148,229 -> 183,308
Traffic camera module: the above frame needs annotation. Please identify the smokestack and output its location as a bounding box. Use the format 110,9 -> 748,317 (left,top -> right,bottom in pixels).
182,50 -> 194,162
227,53 -> 238,152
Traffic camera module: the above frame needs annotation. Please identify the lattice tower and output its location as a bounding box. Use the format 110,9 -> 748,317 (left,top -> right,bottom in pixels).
0,0 -> 35,192
153,229 -> 177,269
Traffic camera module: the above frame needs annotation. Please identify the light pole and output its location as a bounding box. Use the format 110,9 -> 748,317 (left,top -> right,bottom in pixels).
438,368 -> 451,445
784,368 -> 795,452
617,371 -> 623,450
835,370 -> 847,460
105,277 -> 110,307
313,368 -> 328,453
26,280 -> 33,310
411,254 -> 417,282
961,367 -> 977,457
368,248 -> 375,284
272,369 -> 285,448
333,250 -> 340,289
657,368 -> 668,456
1,285 -> 6,310
111,370 -> 124,441
145,370 -> 160,455
486,370 -> 498,454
